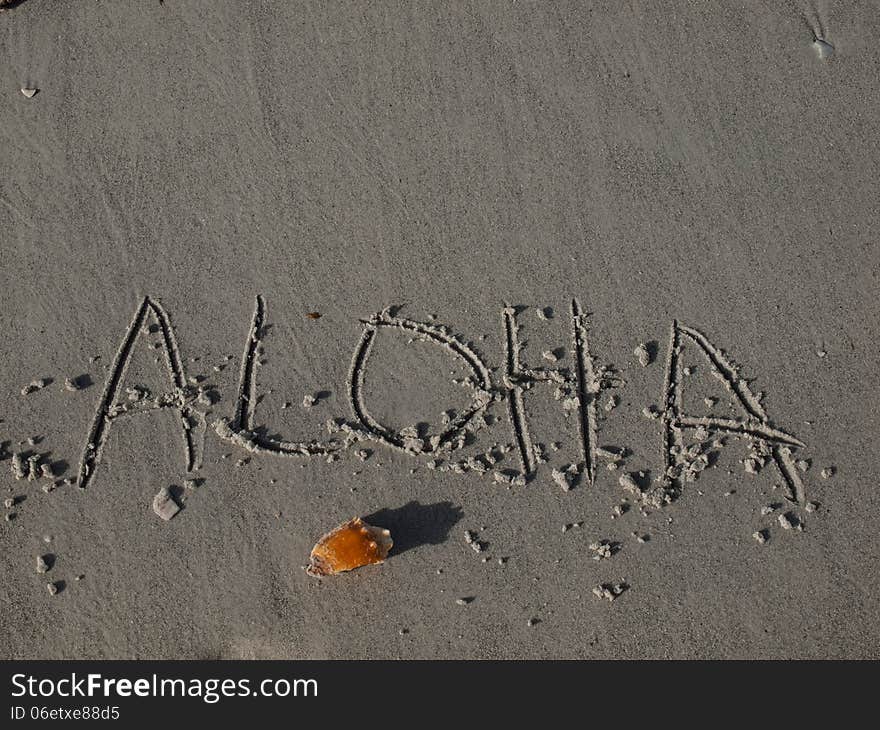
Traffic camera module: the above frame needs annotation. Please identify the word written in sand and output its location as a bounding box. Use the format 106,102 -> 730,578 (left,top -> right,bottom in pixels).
71,296 -> 808,512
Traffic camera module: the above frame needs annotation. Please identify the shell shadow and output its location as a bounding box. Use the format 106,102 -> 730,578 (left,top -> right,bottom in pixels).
364,500 -> 463,557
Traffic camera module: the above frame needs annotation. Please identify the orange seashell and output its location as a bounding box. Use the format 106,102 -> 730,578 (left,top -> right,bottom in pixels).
306,517 -> 392,577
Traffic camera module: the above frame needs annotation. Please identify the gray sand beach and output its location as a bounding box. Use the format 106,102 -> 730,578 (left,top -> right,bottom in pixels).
1,1 -> 878,658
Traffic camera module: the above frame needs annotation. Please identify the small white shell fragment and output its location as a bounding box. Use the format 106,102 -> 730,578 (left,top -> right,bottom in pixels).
813,38 -> 834,60
21,88 -> 38,98
152,486 -> 180,521
36,555 -> 50,573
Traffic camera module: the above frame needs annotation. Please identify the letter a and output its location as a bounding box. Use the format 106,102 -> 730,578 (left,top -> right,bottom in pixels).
660,320 -> 807,504
76,297 -> 200,489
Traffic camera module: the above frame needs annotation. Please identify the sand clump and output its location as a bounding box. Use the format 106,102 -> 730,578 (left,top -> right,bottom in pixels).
592,583 -> 628,602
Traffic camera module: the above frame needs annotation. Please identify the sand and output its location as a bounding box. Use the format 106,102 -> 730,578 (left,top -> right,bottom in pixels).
1,1 -> 878,659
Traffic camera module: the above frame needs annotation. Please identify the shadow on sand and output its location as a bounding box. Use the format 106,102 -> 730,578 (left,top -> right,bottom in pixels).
364,500 -> 463,557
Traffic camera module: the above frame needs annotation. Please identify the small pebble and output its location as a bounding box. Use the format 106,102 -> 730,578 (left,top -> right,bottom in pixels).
152,486 -> 181,521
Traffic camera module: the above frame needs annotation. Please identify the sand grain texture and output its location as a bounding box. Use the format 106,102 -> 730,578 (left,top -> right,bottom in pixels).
0,1 -> 878,659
